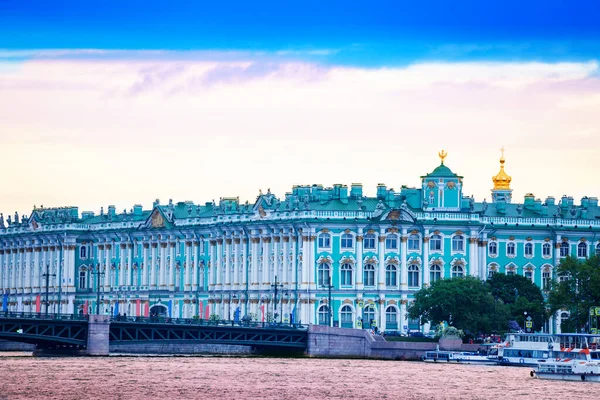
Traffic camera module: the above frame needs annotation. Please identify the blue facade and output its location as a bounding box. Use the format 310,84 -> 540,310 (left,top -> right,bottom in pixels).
0,152 -> 599,333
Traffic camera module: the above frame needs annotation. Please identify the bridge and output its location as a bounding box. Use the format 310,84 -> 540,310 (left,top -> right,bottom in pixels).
0,312 -> 308,355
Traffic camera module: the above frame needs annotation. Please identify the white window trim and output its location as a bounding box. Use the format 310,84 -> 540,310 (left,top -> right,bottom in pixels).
407,234 -> 421,252
542,242 -> 552,259
429,234 -> 444,254
524,242 -> 534,258
450,234 -> 465,255
340,233 -> 355,251
506,241 -> 517,258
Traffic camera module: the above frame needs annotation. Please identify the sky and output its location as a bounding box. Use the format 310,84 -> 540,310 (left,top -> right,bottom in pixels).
1,1 -> 600,217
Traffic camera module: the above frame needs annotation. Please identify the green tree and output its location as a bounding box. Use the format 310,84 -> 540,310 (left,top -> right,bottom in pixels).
486,273 -> 546,331
408,276 -> 509,337
548,255 -> 600,333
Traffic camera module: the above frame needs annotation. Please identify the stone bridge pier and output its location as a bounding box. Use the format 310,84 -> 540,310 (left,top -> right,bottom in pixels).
86,315 -> 110,356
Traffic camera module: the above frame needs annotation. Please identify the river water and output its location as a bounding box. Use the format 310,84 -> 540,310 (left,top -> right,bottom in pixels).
1,353 -> 598,399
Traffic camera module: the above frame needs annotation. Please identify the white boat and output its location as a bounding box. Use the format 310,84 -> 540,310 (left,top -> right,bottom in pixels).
531,334 -> 600,382
421,349 -> 499,365
497,333 -> 561,367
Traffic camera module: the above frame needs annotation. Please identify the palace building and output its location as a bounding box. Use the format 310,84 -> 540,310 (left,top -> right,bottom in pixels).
1,151 -> 599,334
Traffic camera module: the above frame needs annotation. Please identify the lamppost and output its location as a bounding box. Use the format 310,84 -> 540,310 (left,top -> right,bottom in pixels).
42,263 -> 56,317
91,263 -> 105,315
228,292 -> 237,321
320,273 -> 334,326
271,276 -> 284,324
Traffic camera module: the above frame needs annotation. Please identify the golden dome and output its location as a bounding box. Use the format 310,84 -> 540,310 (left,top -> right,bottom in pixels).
492,148 -> 512,190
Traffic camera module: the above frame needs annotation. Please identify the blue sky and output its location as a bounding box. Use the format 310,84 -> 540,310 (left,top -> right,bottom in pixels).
1,1 -> 599,66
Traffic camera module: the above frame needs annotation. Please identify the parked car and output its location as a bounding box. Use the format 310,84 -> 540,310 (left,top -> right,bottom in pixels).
383,330 -> 401,337
409,331 -> 425,338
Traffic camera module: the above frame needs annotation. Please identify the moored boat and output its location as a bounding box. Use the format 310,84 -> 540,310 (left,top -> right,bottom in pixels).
421,349 -> 499,365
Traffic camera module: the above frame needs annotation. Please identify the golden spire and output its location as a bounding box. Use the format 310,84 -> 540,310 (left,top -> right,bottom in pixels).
492,147 -> 512,190
438,150 -> 447,165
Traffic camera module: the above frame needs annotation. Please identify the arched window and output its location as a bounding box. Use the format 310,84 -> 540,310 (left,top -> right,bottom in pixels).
428,193 -> 434,205
408,264 -> 420,287
408,234 -> 420,251
78,269 -> 87,290
452,235 -> 464,252
430,235 -> 442,251
542,269 -> 551,291
430,264 -> 442,282
318,263 -> 331,286
506,266 -> 516,276
340,263 -> 353,286
578,242 -> 588,258
507,242 -> 516,256
451,265 -> 464,278
363,264 -> 375,286
596,243 -> 600,256
341,305 -> 353,328
318,233 -> 331,249
386,306 -> 398,330
524,242 -> 533,257
341,233 -> 354,249
488,242 -> 497,256
363,305 -> 375,329
542,242 -> 551,257
363,234 -> 376,250
318,304 -> 330,326
524,269 -> 533,280
385,234 -> 398,250
385,264 -> 397,287
488,264 -> 498,278
560,241 -> 569,257
80,246 -> 87,259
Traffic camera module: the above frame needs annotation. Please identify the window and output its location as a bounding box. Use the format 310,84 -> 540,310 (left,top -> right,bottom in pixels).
428,193 -> 434,205
318,263 -> 331,286
577,242 -> 587,258
78,270 -> 86,289
341,263 -> 353,286
507,242 -> 516,256
408,234 -> 420,251
488,265 -> 498,278
363,305 -> 375,329
452,235 -> 464,252
386,306 -> 398,330
363,234 -> 376,250
451,265 -> 464,278
524,243 -> 533,257
542,243 -> 551,257
560,242 -> 569,257
408,264 -> 420,287
506,267 -> 515,276
488,242 -> 497,256
341,234 -> 354,249
385,234 -> 398,250
341,305 -> 353,328
385,264 -> 398,287
542,270 -> 551,291
318,233 -> 331,249
318,305 -> 330,326
525,270 -> 532,280
430,265 -> 442,282
596,243 -> 600,256
80,246 -> 87,259
430,235 -> 442,251
363,264 -> 375,286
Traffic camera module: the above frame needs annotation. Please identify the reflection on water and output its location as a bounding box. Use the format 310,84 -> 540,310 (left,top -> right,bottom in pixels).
0,354 -> 598,399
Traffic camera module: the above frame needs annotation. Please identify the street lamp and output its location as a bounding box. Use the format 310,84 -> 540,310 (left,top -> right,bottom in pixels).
271,276 -> 284,324
91,263 -> 105,315
320,273 -> 334,326
228,292 -> 237,321
42,263 -> 56,317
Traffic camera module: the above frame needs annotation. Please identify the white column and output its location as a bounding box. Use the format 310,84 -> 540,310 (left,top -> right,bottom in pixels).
209,239 -> 216,289
261,236 -> 270,289
33,247 -> 41,293
309,233 -> 316,291
233,238 -> 240,289
274,236 -> 281,284
192,240 -> 199,291
292,235 -> 300,287
469,235 -> 478,277
301,234 -> 309,290
185,241 -> 192,291
142,243 -> 149,287
554,236 -> 561,266
150,243 -> 158,289
126,243 -> 133,286
240,238 -> 248,288
225,237 -> 231,289
215,238 -> 223,289
17,248 -> 23,293
423,236 -> 430,286
356,229 -> 364,291
400,229 -> 408,290
0,249 -> 4,292
24,247 -> 32,293
119,244 -> 126,287
159,242 -> 167,289
377,231 -> 386,290
282,236 -> 289,286
168,242 -> 175,291
400,300 -> 407,334
479,236 -> 487,279
379,299 -> 386,331
103,244 -> 111,289
66,244 -> 76,292
251,236 -> 259,288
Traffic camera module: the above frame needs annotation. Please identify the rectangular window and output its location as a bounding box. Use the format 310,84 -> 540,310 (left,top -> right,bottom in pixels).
408,235 -> 420,251
542,244 -> 551,257
385,236 -> 398,250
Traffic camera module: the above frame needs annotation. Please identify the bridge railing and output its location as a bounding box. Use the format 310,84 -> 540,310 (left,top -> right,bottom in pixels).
110,315 -> 308,330
0,311 -> 88,321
